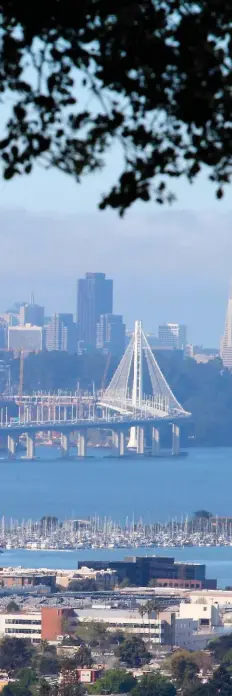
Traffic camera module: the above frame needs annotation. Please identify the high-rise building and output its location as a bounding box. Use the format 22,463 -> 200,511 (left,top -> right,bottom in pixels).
220,289 -> 232,368
158,323 -> 187,350
96,314 -> 125,356
0,320 -> 7,350
46,314 -> 77,353
19,302 -> 44,327
8,325 -> 44,355
77,273 -> 113,349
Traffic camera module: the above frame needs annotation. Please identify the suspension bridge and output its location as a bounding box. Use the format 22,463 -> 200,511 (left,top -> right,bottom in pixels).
0,321 -> 190,459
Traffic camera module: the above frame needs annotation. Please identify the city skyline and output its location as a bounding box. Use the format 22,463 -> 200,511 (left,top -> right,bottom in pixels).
0,205 -> 231,346
0,266 -> 228,350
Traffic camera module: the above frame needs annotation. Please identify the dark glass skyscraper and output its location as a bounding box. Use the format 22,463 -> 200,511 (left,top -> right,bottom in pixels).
77,273 -> 113,349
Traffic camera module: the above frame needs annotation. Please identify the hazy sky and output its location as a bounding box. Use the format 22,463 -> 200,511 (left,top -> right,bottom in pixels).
0,148 -> 231,346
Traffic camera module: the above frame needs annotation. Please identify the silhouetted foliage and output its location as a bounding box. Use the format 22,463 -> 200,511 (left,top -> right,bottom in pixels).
6,601 -> 20,613
90,668 -> 136,694
131,673 -> 176,696
1,1 -> 232,214
208,634 -> 232,661
0,637 -> 34,674
170,651 -> 199,687
116,636 -> 151,667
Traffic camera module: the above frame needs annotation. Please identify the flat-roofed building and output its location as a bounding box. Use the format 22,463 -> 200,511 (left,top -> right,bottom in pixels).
0,611 -> 41,643
8,324 -> 43,355
75,606 -> 174,644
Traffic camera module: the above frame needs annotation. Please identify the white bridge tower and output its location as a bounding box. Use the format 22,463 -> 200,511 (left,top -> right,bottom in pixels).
99,319 -> 190,450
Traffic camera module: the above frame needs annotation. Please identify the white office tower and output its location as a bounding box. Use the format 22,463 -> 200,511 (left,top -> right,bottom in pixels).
220,289 -> 232,368
158,323 -> 187,351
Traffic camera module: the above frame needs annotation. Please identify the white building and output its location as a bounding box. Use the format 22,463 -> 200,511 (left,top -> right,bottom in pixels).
173,600 -> 232,651
158,323 -> 187,351
75,607 -> 173,644
178,602 -> 220,627
220,288 -> 232,368
0,611 -> 41,643
8,325 -> 43,355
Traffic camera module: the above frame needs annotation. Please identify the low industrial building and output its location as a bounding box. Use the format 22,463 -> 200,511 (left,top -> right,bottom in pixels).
0,568 -> 56,590
57,567 -> 117,590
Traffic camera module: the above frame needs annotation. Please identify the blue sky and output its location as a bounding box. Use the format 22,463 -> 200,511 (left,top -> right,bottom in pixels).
0,149 -> 231,347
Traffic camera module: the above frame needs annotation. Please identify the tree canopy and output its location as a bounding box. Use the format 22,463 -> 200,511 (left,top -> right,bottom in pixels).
131,673 -> 176,696
90,668 -> 137,694
116,635 -> 151,668
0,637 -> 34,674
0,0 -> 232,214
5,601 -> 20,614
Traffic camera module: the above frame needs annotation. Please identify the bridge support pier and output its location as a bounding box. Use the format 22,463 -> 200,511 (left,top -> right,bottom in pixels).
127,427 -> 137,450
8,435 -> 16,459
112,431 -> 119,449
26,433 -> 35,459
77,432 -> 87,457
152,427 -> 160,456
172,424 -> 180,455
61,433 -> 69,457
137,427 -> 145,455
118,431 -> 126,456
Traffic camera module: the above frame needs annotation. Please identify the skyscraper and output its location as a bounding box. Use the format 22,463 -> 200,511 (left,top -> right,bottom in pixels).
158,323 -> 187,351
220,289 -> 232,368
19,302 -> 44,327
77,273 -> 113,349
96,314 -> 126,355
46,314 -> 76,353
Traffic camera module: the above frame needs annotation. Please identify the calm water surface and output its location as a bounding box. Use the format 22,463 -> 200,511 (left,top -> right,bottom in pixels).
0,445 -> 231,521
1,445 -> 232,586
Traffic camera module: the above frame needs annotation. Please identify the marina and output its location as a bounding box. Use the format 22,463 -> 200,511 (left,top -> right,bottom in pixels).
1,512 -> 232,551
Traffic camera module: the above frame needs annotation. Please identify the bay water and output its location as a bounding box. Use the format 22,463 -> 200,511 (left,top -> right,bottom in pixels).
1,445 -> 232,586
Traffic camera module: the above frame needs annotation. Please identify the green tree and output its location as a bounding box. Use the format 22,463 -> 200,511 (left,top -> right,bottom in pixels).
208,634 -> 232,661
38,680 -> 53,696
6,601 -> 20,614
73,645 -> 93,668
90,668 -> 136,694
1,684 -> 32,696
59,685 -> 85,696
170,651 -> 199,687
116,636 -> 151,668
1,2 -> 232,214
75,622 -> 108,649
222,648 -> 232,671
37,654 -> 60,676
131,673 -> 176,696
14,668 -> 37,687
32,642 -> 60,677
0,637 -> 34,674
109,631 -> 125,646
